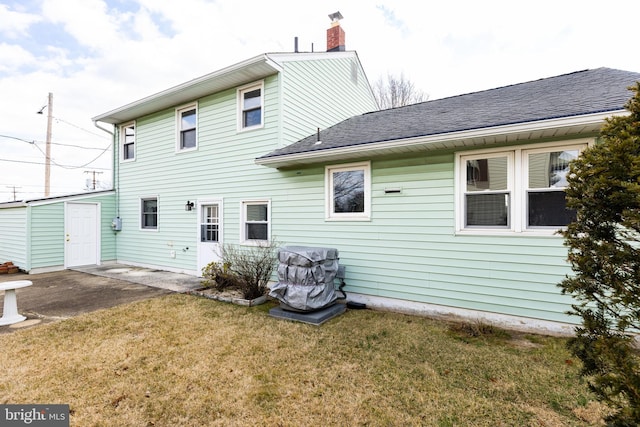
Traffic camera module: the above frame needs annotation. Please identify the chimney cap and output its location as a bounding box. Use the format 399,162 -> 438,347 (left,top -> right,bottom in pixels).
328,11 -> 343,22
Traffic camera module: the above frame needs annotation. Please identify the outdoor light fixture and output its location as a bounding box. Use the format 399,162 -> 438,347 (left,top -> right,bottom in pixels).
185,201 -> 194,211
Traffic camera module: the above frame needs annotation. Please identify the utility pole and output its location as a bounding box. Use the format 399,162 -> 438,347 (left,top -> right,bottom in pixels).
6,186 -> 20,201
84,170 -> 103,190
44,92 -> 53,197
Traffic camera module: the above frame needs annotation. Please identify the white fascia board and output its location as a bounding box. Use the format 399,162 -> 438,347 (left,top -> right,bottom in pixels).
255,110 -> 626,168
93,54 -> 282,124
21,190 -> 116,207
0,201 -> 28,209
267,51 -> 357,63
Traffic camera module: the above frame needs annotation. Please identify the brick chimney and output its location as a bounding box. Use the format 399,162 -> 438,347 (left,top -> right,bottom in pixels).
327,11 -> 345,52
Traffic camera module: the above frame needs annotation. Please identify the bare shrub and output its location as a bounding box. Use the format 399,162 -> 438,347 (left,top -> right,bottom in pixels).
201,241 -> 280,300
201,261 -> 238,291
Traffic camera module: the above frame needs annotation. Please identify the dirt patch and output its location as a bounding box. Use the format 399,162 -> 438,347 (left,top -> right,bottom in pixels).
188,287 -> 269,306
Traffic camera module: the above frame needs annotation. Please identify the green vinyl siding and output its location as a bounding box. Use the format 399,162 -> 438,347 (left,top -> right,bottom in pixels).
0,207 -> 28,269
268,151 -> 575,324
108,52 -> 576,324
113,55 -> 376,273
280,56 -> 377,146
114,77 -> 281,271
30,194 -> 117,270
30,203 -> 64,269
0,193 -> 116,272
97,195 -> 118,261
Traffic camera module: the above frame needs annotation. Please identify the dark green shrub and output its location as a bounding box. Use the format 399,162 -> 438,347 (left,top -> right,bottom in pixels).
559,83 -> 640,425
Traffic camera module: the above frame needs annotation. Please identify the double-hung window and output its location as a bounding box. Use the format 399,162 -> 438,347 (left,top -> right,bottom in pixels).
238,82 -> 263,130
525,147 -> 579,227
463,154 -> 512,228
141,197 -> 158,230
120,122 -> 135,162
176,103 -> 197,151
241,200 -> 270,243
457,141 -> 588,233
326,162 -> 371,221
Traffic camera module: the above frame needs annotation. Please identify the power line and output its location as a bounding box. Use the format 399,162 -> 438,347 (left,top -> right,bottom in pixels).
0,158 -> 110,170
0,183 -> 49,188
52,116 -> 109,139
41,141 -> 109,151
0,184 -> 99,193
30,141 -> 112,170
0,134 -> 34,144
1,126 -> 112,169
0,133 -> 108,150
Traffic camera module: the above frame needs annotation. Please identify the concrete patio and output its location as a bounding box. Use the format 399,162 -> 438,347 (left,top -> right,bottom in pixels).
0,264 -> 203,333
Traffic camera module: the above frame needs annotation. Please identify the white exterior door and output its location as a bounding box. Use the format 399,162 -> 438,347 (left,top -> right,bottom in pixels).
66,203 -> 100,267
197,200 -> 222,275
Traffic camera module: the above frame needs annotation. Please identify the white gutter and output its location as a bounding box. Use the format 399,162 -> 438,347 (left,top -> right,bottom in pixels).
93,121 -> 114,136
256,110 -> 626,168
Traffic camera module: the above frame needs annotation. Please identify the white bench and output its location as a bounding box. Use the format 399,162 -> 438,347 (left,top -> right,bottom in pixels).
0,280 -> 32,326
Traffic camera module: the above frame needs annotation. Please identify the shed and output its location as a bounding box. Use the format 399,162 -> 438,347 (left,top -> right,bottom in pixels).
0,191 -> 117,273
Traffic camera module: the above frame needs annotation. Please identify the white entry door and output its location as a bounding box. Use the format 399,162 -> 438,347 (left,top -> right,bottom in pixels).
66,203 -> 99,267
197,200 -> 222,275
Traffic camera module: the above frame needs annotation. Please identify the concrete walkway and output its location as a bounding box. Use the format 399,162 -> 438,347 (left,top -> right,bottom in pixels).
71,264 -> 203,293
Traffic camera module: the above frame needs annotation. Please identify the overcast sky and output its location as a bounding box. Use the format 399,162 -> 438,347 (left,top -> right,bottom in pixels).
1,0 -> 639,202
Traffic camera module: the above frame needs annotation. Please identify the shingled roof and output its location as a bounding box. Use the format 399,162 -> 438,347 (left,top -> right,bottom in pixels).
257,68 -> 640,168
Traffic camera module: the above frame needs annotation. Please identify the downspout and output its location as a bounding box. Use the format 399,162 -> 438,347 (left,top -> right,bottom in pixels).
26,203 -> 32,273
93,120 -> 117,214
93,121 -> 119,263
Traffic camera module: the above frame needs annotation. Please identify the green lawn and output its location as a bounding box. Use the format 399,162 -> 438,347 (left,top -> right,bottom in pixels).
0,294 -> 607,426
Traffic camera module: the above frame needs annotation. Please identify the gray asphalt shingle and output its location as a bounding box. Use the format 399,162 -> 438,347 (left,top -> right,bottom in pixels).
259,67 -> 640,160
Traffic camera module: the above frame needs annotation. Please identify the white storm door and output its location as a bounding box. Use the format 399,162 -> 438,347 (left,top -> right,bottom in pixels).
66,203 -> 99,267
197,201 -> 222,275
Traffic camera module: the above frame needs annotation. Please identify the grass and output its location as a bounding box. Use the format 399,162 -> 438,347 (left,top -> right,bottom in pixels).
0,294 -> 609,426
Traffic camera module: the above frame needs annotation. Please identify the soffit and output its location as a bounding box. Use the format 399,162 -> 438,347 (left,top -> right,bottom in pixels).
255,113 -> 617,169
92,55 -> 281,125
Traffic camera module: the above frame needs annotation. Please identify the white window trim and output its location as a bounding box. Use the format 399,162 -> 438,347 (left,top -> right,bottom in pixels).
140,196 -> 159,231
325,161 -> 371,221
240,199 -> 271,245
459,150 -> 514,231
119,121 -> 136,163
175,102 -> 198,152
455,139 -> 593,236
237,81 -> 264,132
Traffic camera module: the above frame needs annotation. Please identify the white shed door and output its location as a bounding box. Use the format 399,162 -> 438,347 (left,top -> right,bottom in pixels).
66,203 -> 99,267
